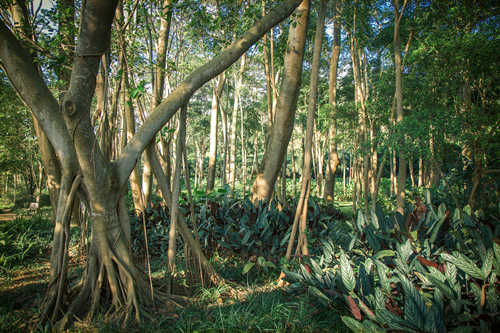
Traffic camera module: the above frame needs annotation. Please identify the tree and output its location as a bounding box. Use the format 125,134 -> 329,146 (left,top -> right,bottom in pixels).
0,0 -> 303,327
251,0 -> 309,203
393,0 -> 408,215
323,0 -> 342,202
286,0 -> 325,259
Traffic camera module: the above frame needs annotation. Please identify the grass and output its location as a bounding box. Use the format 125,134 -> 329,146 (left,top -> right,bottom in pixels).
0,190 -> 351,332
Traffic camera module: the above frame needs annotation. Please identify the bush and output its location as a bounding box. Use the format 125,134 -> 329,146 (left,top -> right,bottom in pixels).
284,191 -> 500,332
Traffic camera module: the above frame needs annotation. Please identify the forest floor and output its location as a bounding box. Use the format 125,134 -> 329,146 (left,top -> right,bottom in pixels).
0,207 -> 349,332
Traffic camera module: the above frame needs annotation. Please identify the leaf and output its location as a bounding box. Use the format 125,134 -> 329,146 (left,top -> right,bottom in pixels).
346,295 -> 362,320
283,270 -> 302,283
373,250 -> 396,260
357,211 -> 366,231
399,273 -> 425,330
370,210 -> 379,230
242,262 -> 255,274
375,309 -> 412,331
241,229 -> 252,245
441,252 -> 485,280
263,260 -> 276,269
481,249 -> 493,278
358,297 -> 376,320
342,316 -> 364,331
418,256 -> 443,272
375,260 -> 390,293
426,274 -> 456,300
308,286 -> 330,306
340,254 -> 356,292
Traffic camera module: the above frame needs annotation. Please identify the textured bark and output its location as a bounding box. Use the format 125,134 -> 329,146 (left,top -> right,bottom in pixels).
323,1 -> 341,202
262,0 -> 273,128
418,157 -> 423,187
349,26 -> 369,216
251,0 -> 309,202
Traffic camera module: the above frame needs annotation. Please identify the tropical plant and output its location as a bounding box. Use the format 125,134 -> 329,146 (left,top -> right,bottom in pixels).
284,192 -> 500,332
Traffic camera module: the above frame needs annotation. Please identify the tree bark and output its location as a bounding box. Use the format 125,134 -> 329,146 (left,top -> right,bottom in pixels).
394,0 -> 408,215
286,0 -> 323,259
168,107 -> 186,274
323,1 -> 341,202
206,74 -> 225,191
251,0 -> 309,202
229,55 -> 246,190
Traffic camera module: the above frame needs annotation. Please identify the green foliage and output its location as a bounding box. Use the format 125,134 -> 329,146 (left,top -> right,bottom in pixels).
0,214 -> 52,274
284,193 -> 500,332
0,75 -> 38,176
132,190 -> 347,265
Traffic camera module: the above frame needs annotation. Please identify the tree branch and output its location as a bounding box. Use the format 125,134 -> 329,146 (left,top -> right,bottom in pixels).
116,0 -> 302,188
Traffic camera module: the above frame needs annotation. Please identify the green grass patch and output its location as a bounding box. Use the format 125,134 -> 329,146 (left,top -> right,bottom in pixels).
0,213 -> 52,274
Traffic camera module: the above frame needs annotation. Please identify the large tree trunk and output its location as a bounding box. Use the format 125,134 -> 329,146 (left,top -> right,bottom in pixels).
251,0 -> 309,202
1,0 -> 304,327
323,1 -> 341,202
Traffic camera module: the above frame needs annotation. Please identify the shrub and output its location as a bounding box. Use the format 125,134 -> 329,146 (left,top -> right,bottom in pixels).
284,191 -> 500,332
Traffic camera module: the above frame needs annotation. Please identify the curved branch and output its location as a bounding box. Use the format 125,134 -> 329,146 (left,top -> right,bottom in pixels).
116,0 -> 302,188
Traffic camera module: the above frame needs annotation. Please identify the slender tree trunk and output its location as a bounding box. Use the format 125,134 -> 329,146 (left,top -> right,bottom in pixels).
206,74 -> 225,191
418,156 -> 423,187
221,95 -> 229,185
291,136 -> 297,196
229,55 -> 246,190
262,0 -> 273,127
394,0 -> 408,215
252,0 -> 309,202
286,0 -> 323,260
323,1 -> 341,202
390,149 -> 396,196
167,107 -> 186,274
241,104 -> 248,195
349,22 -> 369,216
409,156 -> 415,188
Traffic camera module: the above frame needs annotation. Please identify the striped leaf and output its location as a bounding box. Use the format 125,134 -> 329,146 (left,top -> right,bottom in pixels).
340,253 -> 356,292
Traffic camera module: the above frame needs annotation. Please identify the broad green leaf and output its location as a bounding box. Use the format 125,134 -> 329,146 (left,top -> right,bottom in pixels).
441,252 -> 485,280
481,249 -> 493,278
426,273 -> 456,299
370,210 -> 379,230
308,286 -> 330,306
242,262 -> 255,274
342,316 -> 364,331
340,253 -> 356,292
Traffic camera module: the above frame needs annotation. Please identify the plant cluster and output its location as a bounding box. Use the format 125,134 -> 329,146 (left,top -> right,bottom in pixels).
131,191 -> 346,263
0,214 -> 52,273
284,193 -> 500,332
